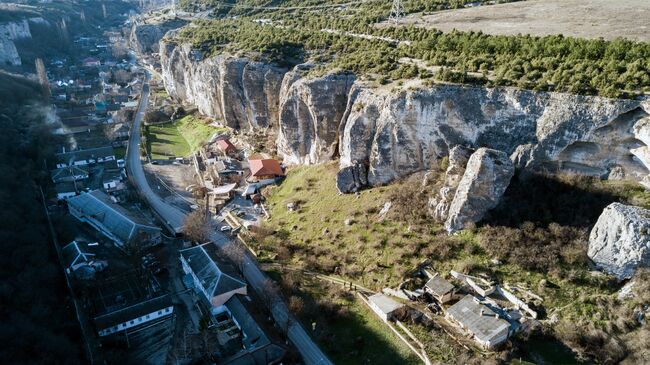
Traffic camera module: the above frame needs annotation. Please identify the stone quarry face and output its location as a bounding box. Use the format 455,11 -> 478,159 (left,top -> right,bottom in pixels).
444,148 -> 515,233
588,202 -> 650,280
429,145 -> 474,222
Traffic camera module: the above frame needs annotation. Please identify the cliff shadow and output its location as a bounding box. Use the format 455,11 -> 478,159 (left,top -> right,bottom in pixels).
482,172 -> 620,229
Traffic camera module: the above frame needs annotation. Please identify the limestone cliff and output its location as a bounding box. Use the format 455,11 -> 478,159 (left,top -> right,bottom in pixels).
0,19 -> 33,66
160,40 -> 286,131
339,83 -> 650,187
277,68 -> 355,164
157,37 -> 650,189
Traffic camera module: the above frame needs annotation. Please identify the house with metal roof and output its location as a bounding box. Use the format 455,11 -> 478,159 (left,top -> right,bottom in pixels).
94,294 -> 173,337
445,295 -> 512,349
368,293 -> 405,322
55,146 -> 115,168
179,243 -> 247,308
67,190 -> 161,247
51,165 -> 89,184
425,276 -> 456,304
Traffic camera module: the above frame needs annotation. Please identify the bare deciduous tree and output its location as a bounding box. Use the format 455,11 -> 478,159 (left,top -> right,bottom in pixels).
183,210 -> 209,243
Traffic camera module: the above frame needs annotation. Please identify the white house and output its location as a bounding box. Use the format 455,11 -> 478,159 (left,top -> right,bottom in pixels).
179,244 -> 247,308
95,295 -> 174,337
368,293 -> 404,322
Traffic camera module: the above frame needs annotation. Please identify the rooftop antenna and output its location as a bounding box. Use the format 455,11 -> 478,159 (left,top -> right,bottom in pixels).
389,0 -> 404,22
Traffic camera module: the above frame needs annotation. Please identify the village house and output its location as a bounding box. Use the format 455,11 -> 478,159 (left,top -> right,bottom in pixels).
55,180 -> 85,200
83,57 -> 101,67
55,146 -> 115,168
179,243 -> 285,364
445,295 -> 512,349
248,157 -> 284,181
95,294 -> 174,337
51,165 -> 89,184
216,138 -> 237,156
368,293 -> 405,322
67,190 -> 162,247
179,243 -> 247,308
424,276 -> 456,304
61,240 -> 106,279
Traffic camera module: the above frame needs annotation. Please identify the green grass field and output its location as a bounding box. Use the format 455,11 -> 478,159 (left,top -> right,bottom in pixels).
145,115 -> 227,159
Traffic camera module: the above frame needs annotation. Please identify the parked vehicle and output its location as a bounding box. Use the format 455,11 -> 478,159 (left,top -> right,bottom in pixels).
220,226 -> 231,232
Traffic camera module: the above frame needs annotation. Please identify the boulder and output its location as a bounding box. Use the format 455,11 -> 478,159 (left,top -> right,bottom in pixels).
429,145 -> 474,222
588,203 -> 650,280
336,161 -> 368,193
445,148 -> 514,233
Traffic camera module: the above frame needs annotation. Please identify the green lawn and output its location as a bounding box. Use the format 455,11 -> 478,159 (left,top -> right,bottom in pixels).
145,115 -> 227,159
146,122 -> 191,159
176,115 -> 227,151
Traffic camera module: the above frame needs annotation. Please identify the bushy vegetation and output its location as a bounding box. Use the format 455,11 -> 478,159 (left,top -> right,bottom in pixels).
173,0 -> 650,98
0,71 -> 84,364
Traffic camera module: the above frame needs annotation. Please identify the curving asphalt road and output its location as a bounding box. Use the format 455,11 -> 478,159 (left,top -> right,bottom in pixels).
126,71 -> 186,234
127,71 -> 332,365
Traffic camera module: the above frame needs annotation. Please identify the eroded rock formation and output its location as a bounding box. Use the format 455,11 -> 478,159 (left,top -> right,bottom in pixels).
588,203 -> 650,280
444,148 -> 514,233
0,19 -> 34,66
158,36 -> 650,191
277,68 -> 355,164
429,145 -> 474,222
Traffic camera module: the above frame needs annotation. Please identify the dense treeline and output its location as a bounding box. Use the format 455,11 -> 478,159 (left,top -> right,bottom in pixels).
175,0 -> 650,98
0,72 -> 84,364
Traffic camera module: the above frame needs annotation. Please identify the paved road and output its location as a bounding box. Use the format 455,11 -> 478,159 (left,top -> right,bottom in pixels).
127,71 -> 332,365
126,72 -> 185,234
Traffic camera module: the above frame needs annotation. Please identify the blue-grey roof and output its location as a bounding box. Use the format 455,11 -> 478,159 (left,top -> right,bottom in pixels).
61,240 -> 95,269
180,244 -> 246,300
68,190 -> 160,244
446,295 -> 511,343
56,146 -> 115,165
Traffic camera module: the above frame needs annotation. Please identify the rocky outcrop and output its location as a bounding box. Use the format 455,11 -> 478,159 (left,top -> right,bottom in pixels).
276,69 -> 355,164
444,148 -> 514,233
158,33 -> 650,188
336,161 -> 368,194
130,19 -> 187,55
160,40 -> 286,130
0,19 -> 32,66
338,84 -> 650,189
588,203 -> 650,280
429,145 -> 474,222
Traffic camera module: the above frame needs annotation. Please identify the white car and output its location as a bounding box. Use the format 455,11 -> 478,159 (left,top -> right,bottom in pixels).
220,226 -> 231,232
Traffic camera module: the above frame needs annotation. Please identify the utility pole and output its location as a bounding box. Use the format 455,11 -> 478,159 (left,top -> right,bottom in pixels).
102,3 -> 107,19
389,0 -> 404,22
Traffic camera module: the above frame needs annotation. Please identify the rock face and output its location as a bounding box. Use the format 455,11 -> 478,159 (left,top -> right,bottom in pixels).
158,34 -> 650,188
588,203 -> 650,280
160,40 -> 286,130
429,145 -> 474,222
336,161 -> 368,194
444,148 -> 515,233
339,84 -> 650,189
277,68 -> 355,164
0,19 -> 33,66
130,19 -> 187,55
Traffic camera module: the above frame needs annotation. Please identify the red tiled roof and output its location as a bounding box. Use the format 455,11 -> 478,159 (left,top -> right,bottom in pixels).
216,139 -> 235,151
249,158 -> 284,177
